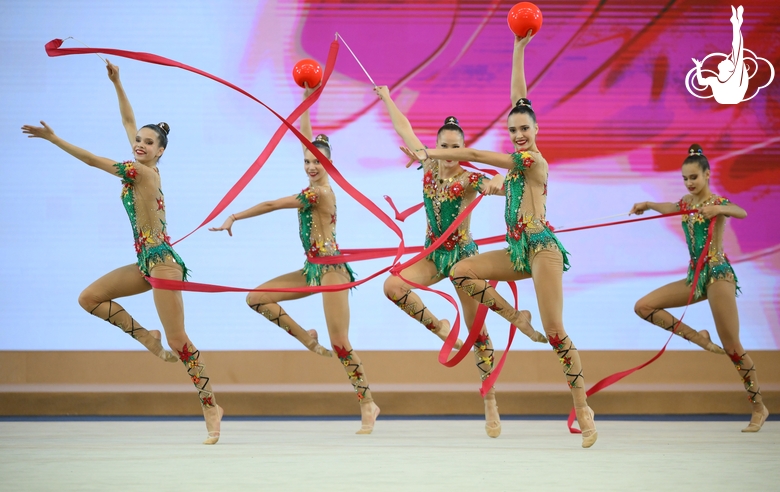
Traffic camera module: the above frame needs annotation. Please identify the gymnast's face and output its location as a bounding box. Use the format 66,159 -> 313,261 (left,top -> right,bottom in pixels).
682,163 -> 709,195
507,113 -> 538,152
436,129 -> 464,168
304,149 -> 328,183
717,59 -> 735,81
134,128 -> 164,164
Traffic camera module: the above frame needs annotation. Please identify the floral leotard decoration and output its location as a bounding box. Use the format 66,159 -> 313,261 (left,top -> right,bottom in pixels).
678,194 -> 739,300
115,161 -> 188,279
296,185 -> 355,287
422,162 -> 486,277
503,151 -> 569,274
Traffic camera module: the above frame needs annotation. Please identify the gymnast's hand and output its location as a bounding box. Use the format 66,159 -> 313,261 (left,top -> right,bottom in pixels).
21,121 -> 56,141
400,146 -> 428,168
303,81 -> 322,98
515,29 -> 534,47
209,216 -> 235,236
373,85 -> 390,101
106,59 -> 121,83
699,205 -> 723,220
629,202 -> 649,215
481,174 -> 505,195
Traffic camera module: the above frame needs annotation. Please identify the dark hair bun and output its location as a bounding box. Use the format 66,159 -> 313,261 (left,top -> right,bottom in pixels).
688,143 -> 704,156
314,134 -> 330,147
515,98 -> 533,108
157,122 -> 170,135
443,116 -> 460,127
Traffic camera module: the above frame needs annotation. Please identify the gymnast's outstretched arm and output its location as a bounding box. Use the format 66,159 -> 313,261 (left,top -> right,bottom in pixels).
511,30 -> 534,105
105,59 -> 138,149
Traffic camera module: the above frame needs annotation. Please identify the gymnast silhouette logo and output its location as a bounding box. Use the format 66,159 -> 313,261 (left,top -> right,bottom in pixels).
685,5 -> 775,104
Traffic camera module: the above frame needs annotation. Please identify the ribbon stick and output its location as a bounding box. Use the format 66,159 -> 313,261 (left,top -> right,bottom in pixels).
335,32 -> 377,87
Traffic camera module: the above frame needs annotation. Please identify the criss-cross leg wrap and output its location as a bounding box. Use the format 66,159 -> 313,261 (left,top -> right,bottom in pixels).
729,351 -> 762,404
388,289 -> 443,335
248,300 -> 324,353
548,333 -> 586,402
334,345 -> 373,403
89,300 -> 174,361
176,343 -> 216,408
643,308 -> 709,345
450,275 -> 536,338
473,332 -> 495,382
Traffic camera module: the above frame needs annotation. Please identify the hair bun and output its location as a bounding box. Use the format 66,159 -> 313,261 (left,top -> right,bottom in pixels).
443,116 -> 460,127
314,134 -> 330,147
688,143 -> 704,156
515,98 -> 533,108
157,122 -> 170,135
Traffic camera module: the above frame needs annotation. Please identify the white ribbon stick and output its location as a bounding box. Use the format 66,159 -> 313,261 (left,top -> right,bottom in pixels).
335,32 -> 376,87
63,36 -> 107,64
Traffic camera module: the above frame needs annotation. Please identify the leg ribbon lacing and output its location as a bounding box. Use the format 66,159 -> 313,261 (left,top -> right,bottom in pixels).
730,351 -> 762,403
548,334 -> 583,389
334,345 -> 372,402
177,343 -> 215,408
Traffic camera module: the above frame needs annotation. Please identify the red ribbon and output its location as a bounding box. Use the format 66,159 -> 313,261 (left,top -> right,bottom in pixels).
384,195 -> 424,222
565,218 -> 715,433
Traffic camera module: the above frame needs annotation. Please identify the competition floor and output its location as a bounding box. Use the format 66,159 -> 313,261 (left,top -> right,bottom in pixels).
1,416 -> 777,491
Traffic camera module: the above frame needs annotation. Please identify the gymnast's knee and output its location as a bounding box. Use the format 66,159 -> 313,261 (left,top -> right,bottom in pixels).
77,288 -> 100,313
449,261 -> 475,283
383,276 -> 406,300
633,298 -> 654,319
246,292 -> 271,310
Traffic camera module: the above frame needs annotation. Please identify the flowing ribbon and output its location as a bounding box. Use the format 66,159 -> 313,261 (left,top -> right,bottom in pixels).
566,219 -> 715,433
45,38 -> 339,244
384,195 -> 424,222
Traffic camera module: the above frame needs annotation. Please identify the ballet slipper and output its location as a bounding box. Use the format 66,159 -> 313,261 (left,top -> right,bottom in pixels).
575,406 -> 598,448
147,330 -> 179,363
306,329 -> 333,357
435,319 -> 464,350
742,404 -> 769,433
484,388 -> 501,438
203,405 -> 224,445
697,330 -> 726,355
356,401 -> 380,435
513,311 -> 547,344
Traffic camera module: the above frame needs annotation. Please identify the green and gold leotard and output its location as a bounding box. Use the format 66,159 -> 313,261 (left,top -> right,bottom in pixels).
297,185 -> 355,286
422,161 -> 486,277
504,151 -> 569,274
678,194 -> 739,300
115,161 -> 188,280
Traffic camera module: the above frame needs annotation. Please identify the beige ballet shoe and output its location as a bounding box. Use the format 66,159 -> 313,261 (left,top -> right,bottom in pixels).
203,405 -> 224,445
356,401 -> 380,435
742,404 -> 769,433
484,390 -> 501,438
148,330 -> 179,363
514,311 -> 547,344
435,320 -> 464,350
575,406 -> 598,448
306,329 -> 333,357
698,330 -> 726,355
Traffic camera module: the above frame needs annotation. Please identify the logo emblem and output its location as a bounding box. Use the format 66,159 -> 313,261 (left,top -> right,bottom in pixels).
685,5 -> 774,104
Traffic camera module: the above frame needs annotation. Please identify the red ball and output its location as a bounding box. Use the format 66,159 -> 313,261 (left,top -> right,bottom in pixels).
507,2 -> 543,37
292,58 -> 323,88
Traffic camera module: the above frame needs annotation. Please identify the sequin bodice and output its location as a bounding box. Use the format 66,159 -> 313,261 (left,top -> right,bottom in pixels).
679,194 -> 730,264
422,161 -> 485,250
115,161 -> 171,254
504,151 -> 549,240
297,185 -> 340,258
